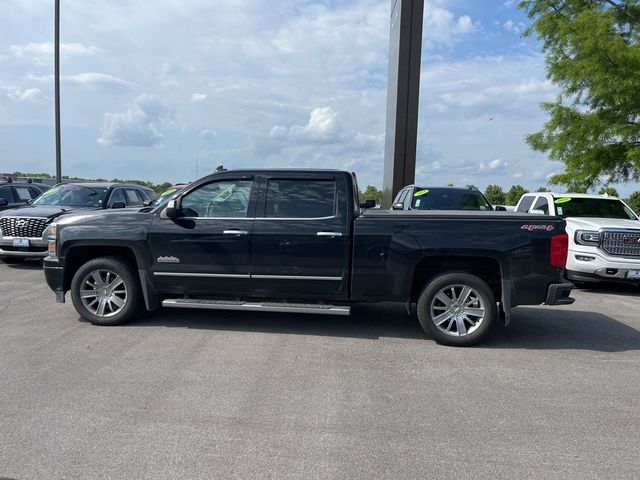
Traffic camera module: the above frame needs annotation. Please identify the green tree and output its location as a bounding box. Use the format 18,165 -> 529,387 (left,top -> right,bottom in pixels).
625,190 -> 640,214
536,186 -> 550,192
466,184 -> 478,191
360,185 -> 383,203
520,0 -> 640,191
598,186 -> 620,197
506,185 -> 529,206
484,184 -> 506,205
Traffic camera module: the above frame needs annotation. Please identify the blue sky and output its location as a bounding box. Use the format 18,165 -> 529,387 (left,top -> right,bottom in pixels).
1,0 -> 637,195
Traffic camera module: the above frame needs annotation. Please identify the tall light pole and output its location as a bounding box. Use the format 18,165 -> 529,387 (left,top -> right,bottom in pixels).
54,0 -> 62,183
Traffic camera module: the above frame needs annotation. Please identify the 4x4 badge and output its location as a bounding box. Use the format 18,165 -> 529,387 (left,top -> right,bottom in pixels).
157,256 -> 180,263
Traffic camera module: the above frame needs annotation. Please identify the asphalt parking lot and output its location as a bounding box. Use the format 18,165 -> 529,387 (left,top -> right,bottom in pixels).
1,262 -> 639,480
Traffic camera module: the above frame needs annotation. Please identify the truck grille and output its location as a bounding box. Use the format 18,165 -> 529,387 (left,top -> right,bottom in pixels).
601,230 -> 640,257
0,217 -> 48,238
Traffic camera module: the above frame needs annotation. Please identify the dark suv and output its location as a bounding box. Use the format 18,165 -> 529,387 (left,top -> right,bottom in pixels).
392,185 -> 500,211
0,180 -> 49,211
0,182 -> 156,263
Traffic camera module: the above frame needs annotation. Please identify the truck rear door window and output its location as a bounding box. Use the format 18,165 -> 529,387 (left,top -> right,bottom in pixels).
265,179 -> 336,218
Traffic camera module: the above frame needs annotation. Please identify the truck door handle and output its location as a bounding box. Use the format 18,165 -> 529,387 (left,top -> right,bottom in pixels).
223,229 -> 249,235
317,231 -> 343,237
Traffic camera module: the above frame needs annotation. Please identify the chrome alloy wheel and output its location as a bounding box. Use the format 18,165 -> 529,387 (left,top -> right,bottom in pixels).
430,284 -> 486,337
79,269 -> 128,317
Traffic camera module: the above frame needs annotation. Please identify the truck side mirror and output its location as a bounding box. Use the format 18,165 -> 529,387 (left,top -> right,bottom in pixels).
0,198 -> 8,207
530,209 -> 545,215
359,199 -> 376,209
165,199 -> 178,219
494,205 -> 507,211
392,202 -> 404,210
111,201 -> 126,209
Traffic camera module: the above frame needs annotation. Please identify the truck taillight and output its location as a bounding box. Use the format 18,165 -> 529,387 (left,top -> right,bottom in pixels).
550,233 -> 568,268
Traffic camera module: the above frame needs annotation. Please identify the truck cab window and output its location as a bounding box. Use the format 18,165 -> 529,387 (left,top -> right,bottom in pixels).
180,180 -> 253,218
532,196 -> 550,214
265,180 -> 336,218
517,196 -> 535,213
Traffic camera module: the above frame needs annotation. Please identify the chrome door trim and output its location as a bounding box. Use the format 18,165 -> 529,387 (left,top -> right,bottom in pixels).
251,274 -> 342,281
316,231 -> 343,237
153,272 -> 250,279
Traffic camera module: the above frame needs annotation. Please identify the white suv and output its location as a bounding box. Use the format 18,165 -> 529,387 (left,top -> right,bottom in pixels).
515,192 -> 640,285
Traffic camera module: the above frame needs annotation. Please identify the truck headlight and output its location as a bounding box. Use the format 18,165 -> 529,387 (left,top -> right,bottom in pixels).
575,230 -> 600,246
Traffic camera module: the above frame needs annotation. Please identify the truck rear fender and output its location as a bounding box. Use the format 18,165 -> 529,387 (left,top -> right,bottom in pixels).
410,255 -> 511,323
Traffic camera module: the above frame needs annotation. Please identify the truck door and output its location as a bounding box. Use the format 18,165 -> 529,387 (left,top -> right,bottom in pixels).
250,174 -> 350,300
148,176 -> 257,296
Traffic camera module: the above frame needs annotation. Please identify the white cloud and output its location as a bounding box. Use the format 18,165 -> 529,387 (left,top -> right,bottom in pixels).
503,19 -> 525,34
27,72 -> 133,90
10,42 -> 100,65
199,129 -> 216,139
7,87 -> 43,102
190,92 -> 207,102
480,158 -> 508,172
98,94 -> 176,147
423,3 -> 480,48
271,107 -> 339,142
67,73 -> 133,90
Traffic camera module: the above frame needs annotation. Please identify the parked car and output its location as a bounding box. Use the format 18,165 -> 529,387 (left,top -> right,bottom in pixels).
0,182 -> 156,263
0,179 -> 49,211
515,192 -> 640,285
154,183 -> 189,205
42,169 -> 573,347
391,185 -> 505,211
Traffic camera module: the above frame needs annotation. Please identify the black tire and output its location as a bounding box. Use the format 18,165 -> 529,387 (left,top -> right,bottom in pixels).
417,272 -> 496,347
70,256 -> 141,326
1,257 -> 25,264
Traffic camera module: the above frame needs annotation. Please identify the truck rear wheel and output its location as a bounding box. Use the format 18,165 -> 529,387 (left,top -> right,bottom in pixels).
70,256 -> 141,326
417,272 -> 496,347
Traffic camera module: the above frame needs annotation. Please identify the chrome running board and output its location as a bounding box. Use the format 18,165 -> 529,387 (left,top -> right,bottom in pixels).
161,298 -> 351,316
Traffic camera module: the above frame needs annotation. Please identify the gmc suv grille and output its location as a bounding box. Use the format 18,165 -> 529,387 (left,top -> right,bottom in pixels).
601,230 -> 640,257
0,217 -> 48,238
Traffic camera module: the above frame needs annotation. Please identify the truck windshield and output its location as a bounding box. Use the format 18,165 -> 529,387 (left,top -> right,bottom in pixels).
411,188 -> 493,211
32,185 -> 109,208
553,197 -> 637,220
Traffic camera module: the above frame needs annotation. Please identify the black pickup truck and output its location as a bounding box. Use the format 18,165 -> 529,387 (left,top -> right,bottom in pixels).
43,169 -> 574,346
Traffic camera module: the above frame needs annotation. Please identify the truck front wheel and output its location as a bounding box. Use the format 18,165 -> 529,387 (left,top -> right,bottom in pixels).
70,256 -> 141,326
417,272 -> 496,347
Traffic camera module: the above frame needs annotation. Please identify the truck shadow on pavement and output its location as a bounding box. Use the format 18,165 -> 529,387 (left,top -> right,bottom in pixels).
485,306 -> 640,352
129,303 -> 640,353
3,261 -> 42,271
573,282 -> 639,298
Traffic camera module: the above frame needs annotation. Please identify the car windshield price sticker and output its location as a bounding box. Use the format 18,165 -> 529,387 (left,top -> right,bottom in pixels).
414,189 -> 429,197
554,197 -> 572,204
